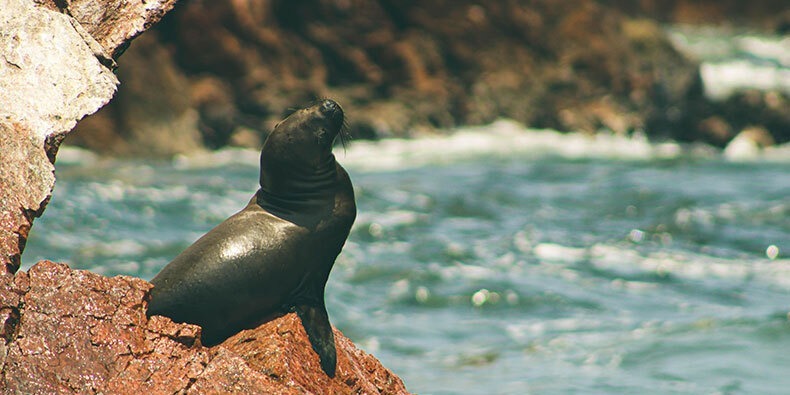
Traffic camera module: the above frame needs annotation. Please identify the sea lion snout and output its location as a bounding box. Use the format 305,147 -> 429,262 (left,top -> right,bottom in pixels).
317,99 -> 344,130
319,99 -> 340,115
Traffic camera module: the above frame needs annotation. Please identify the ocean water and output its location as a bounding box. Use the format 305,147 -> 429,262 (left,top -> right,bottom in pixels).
22,28 -> 790,394
24,130 -> 790,394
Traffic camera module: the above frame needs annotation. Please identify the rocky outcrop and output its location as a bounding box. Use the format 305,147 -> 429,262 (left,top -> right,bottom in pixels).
605,0 -> 790,31
0,261 -> 409,394
64,31 -> 206,157
70,0 -> 715,155
606,0 -> 790,145
0,0 -> 177,275
679,89 -> 790,146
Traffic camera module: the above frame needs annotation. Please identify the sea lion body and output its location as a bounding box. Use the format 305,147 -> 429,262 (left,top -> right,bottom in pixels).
147,100 -> 355,377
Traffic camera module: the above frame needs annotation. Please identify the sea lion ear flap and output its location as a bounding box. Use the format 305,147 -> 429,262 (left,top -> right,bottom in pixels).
295,304 -> 337,377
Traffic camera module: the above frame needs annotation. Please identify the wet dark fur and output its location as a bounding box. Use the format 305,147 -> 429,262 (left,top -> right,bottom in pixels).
147,100 -> 356,377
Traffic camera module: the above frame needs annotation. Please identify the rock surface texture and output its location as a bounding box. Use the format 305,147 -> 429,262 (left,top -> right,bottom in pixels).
0,0 -> 177,275
0,261 -> 409,394
67,0 -> 790,156
69,0 -> 702,154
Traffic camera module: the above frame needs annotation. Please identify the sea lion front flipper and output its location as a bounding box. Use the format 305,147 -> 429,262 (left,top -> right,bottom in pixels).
295,304 -> 337,377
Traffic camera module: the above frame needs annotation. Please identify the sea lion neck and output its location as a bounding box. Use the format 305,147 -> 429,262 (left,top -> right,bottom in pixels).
256,151 -> 339,224
254,99 -> 346,226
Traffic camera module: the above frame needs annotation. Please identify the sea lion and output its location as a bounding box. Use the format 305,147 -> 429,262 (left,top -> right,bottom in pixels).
147,99 -> 356,377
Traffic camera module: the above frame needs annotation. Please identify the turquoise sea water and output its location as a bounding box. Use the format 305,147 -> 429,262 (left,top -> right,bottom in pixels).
24,132 -> 790,394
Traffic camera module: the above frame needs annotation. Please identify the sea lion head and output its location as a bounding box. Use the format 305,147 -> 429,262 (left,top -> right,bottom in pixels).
260,99 -> 345,173
257,100 -> 348,213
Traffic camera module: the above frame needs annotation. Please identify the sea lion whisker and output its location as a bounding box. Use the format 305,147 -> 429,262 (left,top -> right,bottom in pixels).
335,119 -> 351,153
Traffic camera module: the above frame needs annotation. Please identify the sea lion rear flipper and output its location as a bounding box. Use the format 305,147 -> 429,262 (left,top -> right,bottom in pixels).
295,304 -> 337,377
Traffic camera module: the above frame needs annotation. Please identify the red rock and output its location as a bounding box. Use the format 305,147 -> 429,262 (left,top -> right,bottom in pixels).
0,261 -> 410,394
222,315 -> 409,394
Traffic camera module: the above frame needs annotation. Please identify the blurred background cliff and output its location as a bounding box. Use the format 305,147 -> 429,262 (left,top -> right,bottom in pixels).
66,0 -> 790,157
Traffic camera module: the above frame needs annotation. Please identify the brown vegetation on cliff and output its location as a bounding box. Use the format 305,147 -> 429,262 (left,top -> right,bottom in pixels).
70,0 -> 722,156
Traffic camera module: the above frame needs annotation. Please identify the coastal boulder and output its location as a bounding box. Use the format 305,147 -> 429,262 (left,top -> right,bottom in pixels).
0,261 -> 410,394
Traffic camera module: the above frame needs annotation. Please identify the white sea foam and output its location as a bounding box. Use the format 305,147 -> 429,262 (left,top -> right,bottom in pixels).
701,61 -> 790,100
354,210 -> 425,237
587,243 -> 790,289
340,120 -> 693,172
506,317 -> 632,342
533,243 -> 588,263
162,120 -> 789,175
172,147 -> 260,169
725,140 -> 790,162
439,262 -> 499,281
55,146 -> 100,166
736,35 -> 790,67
